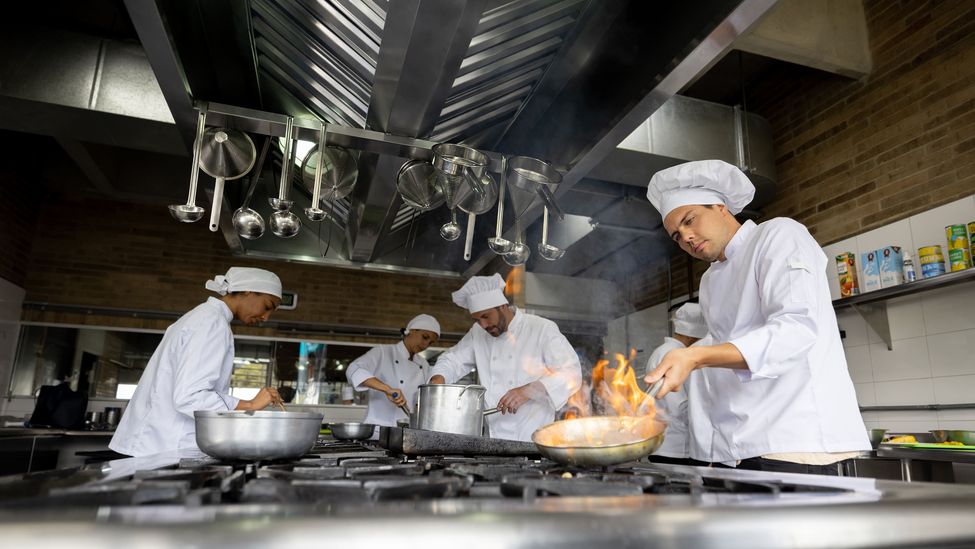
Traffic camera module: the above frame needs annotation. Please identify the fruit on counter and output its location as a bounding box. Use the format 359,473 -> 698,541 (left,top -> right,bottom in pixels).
937,441 -> 965,446
887,435 -> 916,443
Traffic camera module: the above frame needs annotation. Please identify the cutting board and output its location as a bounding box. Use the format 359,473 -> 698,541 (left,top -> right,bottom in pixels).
886,442 -> 975,451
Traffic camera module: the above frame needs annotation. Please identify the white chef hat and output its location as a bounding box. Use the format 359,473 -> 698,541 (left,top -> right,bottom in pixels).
646,160 -> 756,221
205,267 -> 282,299
405,314 -> 441,336
672,302 -> 709,339
452,273 -> 508,314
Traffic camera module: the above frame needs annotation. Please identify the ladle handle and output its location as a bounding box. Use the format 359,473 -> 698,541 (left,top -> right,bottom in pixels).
278,117 -> 294,201
542,205 -> 550,244
209,176 -> 225,232
495,156 -> 507,237
186,104 -> 207,207
242,137 -> 271,210
463,166 -> 486,200
312,123 -> 327,209
484,408 -> 502,417
536,184 -> 564,221
464,212 -> 476,261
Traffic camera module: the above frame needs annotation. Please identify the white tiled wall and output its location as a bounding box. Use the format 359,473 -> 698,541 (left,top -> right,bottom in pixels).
824,195 -> 975,432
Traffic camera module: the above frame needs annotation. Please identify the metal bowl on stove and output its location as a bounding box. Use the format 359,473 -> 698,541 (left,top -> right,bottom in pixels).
331,422 -> 376,440
194,410 -> 323,460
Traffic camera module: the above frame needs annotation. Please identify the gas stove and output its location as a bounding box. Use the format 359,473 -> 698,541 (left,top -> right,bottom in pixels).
2,439 -> 975,548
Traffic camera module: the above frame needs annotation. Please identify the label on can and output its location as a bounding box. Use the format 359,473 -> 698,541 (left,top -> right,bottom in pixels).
949,248 -> 971,272
947,225 -> 969,251
919,245 -> 944,261
922,262 -> 945,278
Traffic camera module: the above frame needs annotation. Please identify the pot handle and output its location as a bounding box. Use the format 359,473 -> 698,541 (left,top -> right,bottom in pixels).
536,184 -> 564,221
483,408 -> 502,417
463,166 -> 487,199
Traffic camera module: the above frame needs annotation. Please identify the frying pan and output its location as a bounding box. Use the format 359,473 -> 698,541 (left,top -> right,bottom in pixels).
531,378 -> 667,467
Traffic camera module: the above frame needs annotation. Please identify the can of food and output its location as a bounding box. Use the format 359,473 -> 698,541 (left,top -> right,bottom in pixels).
947,225 -> 969,251
835,252 -> 860,297
949,247 -> 971,271
918,245 -> 945,266
968,222 -> 975,261
921,261 -> 946,278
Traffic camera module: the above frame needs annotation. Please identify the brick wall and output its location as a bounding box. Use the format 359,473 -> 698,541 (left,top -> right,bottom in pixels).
749,0 -> 975,245
15,193 -> 472,339
0,170 -> 41,288
629,0 -> 975,310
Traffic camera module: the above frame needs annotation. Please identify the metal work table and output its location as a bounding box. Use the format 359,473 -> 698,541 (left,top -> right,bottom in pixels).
876,446 -> 975,482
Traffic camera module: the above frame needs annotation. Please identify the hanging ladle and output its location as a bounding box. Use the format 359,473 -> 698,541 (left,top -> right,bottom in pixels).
503,218 -> 530,266
269,118 -> 302,238
440,209 -> 462,241
537,204 -> 565,261
487,155 -> 514,254
168,106 -> 208,223
199,127 -> 256,232
232,136 -> 271,240
304,124 -> 328,222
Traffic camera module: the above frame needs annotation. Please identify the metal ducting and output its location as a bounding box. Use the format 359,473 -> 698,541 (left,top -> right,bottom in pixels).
0,26 -> 183,156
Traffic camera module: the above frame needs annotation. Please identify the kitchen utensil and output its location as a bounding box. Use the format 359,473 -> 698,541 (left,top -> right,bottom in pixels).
464,211 -> 476,261
168,107 -> 208,223
194,410 -> 323,460
948,430 -> 975,446
269,120 -> 302,238
84,411 -> 103,428
432,143 -> 489,202
505,155 -> 564,222
869,429 -> 888,449
274,400 -> 287,412
269,118 -> 295,211
456,172 -> 498,215
532,415 -> 668,467
440,209 -> 462,241
414,384 -> 500,436
104,407 -> 122,427
537,204 -> 565,261
930,429 -> 947,443
503,218 -> 530,266
488,155 -> 514,254
198,127 -> 256,232
300,128 -> 358,219
330,422 -> 376,441
396,160 -> 444,259
232,136 -> 270,240
635,378 -> 665,416
391,392 -> 411,417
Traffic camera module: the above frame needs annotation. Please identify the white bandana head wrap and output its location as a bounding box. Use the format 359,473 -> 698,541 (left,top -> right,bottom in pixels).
205,267 -> 282,299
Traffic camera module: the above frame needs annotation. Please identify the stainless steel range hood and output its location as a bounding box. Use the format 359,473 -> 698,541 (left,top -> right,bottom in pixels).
119,0 -> 782,279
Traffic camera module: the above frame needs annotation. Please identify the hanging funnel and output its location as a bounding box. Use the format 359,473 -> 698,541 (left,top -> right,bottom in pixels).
397,160 -> 444,212
505,156 -> 563,220
301,145 -> 358,206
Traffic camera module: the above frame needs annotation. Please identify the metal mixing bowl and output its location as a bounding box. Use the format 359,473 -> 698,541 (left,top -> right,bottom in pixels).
948,430 -> 975,446
330,422 -> 376,440
194,410 -> 323,460
868,428 -> 888,449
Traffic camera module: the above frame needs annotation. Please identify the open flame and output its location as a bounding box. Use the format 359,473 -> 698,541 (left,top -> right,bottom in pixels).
565,350 -> 656,420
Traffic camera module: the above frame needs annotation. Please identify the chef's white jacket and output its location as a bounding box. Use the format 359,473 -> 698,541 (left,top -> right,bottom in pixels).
645,335 -> 714,460
700,218 -> 870,463
110,297 -> 240,457
429,308 -> 582,442
346,341 -> 428,427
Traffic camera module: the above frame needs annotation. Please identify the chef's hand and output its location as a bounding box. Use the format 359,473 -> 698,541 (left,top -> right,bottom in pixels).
497,385 -> 532,415
644,347 -> 696,398
429,375 -> 446,385
385,387 -> 407,409
236,387 -> 282,410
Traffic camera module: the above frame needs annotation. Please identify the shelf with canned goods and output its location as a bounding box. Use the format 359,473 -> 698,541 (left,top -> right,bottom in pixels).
833,267 -> 975,350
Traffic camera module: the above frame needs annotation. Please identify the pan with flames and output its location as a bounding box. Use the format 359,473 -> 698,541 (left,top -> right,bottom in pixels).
532,352 -> 667,467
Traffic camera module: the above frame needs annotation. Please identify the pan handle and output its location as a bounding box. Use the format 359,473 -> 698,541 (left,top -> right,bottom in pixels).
483,408 -> 502,417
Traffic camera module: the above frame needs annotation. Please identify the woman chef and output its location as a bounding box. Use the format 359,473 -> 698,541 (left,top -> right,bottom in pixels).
345,315 -> 440,433
110,267 -> 285,457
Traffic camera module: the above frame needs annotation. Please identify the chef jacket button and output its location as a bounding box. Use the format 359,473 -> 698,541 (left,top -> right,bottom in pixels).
509,381 -> 513,385
395,360 -> 399,364
508,355 -> 512,359
492,356 -> 496,361
492,381 -> 497,385
400,380 -> 404,384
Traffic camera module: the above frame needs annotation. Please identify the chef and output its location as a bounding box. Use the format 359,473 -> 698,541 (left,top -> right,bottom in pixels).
644,302 -> 711,466
643,160 -> 869,475
345,314 -> 440,433
428,274 -> 582,442
110,267 -> 284,457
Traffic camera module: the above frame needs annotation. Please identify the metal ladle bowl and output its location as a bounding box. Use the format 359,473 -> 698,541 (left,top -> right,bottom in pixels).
169,204 -> 205,223
270,210 -> 301,238
440,210 -> 462,241
233,208 -> 266,239
503,242 -> 530,266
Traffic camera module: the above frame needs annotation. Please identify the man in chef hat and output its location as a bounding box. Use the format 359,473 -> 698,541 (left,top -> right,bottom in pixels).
428,273 -> 582,442
643,160 -> 869,475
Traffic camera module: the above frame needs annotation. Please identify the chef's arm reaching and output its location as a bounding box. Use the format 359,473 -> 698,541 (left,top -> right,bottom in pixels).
360,377 -> 408,409
428,330 -> 477,385
644,343 -> 747,398
235,387 -> 283,411
498,331 -> 582,414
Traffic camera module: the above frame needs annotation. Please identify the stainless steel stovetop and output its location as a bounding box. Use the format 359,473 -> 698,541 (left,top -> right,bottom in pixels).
2,438 -> 975,548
